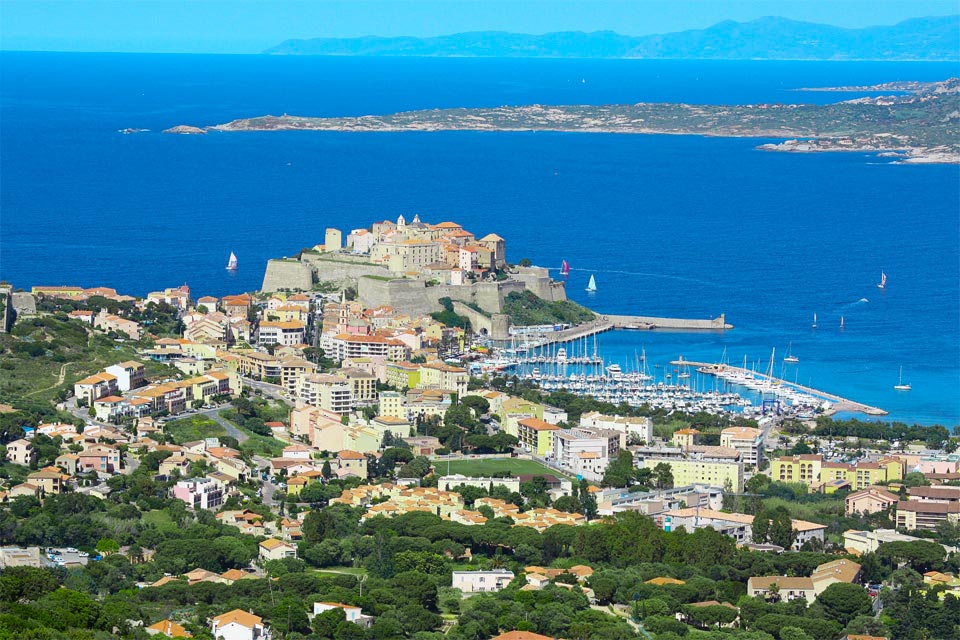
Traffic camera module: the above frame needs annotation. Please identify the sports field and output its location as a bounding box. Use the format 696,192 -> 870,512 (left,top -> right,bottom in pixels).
442,458 -> 559,477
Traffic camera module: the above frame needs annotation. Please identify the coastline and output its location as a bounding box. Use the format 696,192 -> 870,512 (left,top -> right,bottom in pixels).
161,77 -> 960,164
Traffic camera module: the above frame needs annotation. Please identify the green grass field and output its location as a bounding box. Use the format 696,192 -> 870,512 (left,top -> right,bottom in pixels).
442,458 -> 560,477
164,416 -> 226,444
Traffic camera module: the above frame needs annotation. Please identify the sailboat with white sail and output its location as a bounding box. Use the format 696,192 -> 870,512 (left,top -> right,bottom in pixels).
784,342 -> 799,363
894,366 -> 911,391
585,275 -> 597,292
877,271 -> 887,289
226,252 -> 238,271
812,313 -> 817,329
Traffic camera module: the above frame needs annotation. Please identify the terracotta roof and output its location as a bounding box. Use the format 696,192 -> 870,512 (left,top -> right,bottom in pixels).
212,609 -> 262,629
146,619 -> 192,637
338,450 -> 366,460
517,417 -> 559,432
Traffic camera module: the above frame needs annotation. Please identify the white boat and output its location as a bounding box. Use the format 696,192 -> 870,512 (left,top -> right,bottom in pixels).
812,312 -> 817,329
840,316 -> 845,330
585,274 -> 597,292
784,341 -> 799,363
877,271 -> 887,289
561,259 -> 570,277
606,363 -> 622,376
226,251 -> 238,270
894,366 -> 911,391
556,347 -> 568,363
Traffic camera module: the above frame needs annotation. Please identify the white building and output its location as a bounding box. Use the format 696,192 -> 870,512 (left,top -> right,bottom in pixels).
437,474 -> 522,493
104,361 -> 147,392
580,412 -> 653,444
257,321 -> 306,346
298,374 -> 353,415
5,439 -> 33,466
211,609 -> 270,640
552,427 -> 620,482
720,426 -> 764,468
452,570 -> 515,593
172,478 -> 224,510
313,602 -> 365,624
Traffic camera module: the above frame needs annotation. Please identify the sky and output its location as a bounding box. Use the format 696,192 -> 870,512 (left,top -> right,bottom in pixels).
1,0 -> 958,54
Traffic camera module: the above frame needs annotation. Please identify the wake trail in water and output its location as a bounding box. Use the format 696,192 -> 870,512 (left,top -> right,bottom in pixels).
552,266 -> 720,288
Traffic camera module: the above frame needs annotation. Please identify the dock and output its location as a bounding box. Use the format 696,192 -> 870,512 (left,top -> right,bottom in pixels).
673,359 -> 888,417
515,313 -> 732,347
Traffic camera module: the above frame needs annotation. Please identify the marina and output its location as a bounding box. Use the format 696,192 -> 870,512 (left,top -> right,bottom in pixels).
474,328 -> 889,420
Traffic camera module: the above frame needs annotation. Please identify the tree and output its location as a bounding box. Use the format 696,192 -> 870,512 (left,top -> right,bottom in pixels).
322,460 -> 333,480
652,462 -> 674,489
96,538 -> 120,555
752,506 -> 795,549
779,627 -> 813,640
577,479 -> 597,520
816,583 -> 871,626
601,450 -> 636,488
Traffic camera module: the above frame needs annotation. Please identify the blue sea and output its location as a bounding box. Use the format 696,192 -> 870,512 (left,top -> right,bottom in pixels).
1,53 -> 958,426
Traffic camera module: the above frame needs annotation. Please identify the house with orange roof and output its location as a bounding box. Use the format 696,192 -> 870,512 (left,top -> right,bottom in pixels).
74,372 -> 119,405
336,450 -> 368,478
259,538 -> 296,561
146,619 -> 192,637
210,609 -> 269,640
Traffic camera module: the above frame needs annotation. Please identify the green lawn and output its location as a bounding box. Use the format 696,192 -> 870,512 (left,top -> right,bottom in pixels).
142,509 -> 180,533
164,416 -> 226,444
442,458 -> 560,477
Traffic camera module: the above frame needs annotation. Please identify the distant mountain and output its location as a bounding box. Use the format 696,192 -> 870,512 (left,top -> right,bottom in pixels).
264,15 -> 960,60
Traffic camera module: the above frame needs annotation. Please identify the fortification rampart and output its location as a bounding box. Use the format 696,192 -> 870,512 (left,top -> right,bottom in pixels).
260,260 -> 314,292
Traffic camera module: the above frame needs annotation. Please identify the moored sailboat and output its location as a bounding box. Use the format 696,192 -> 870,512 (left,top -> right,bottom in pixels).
784,342 -> 799,363
894,366 -> 911,391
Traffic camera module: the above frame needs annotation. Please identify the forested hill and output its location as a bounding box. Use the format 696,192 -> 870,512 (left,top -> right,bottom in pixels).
265,15 -> 960,60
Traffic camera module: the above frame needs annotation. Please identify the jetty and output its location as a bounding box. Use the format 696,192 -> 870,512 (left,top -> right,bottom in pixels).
513,314 -> 732,348
674,359 -> 888,417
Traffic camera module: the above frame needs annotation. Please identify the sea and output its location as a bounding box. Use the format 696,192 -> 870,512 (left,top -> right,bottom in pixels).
1,52 -> 958,426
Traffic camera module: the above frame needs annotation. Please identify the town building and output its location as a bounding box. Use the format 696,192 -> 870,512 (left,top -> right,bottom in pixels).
257,321 -> 306,347
104,361 -> 147,391
845,486 -> 899,516
298,374 -> 353,414
720,426 -> 764,468
210,609 -> 270,640
172,478 -> 224,511
517,418 -> 560,456
5,439 -> 33,466
746,576 -> 816,604
452,570 -> 515,593
258,539 -> 297,561
312,602 -> 368,626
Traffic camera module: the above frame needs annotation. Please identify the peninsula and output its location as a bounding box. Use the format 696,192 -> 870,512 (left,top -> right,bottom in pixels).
167,78 -> 960,163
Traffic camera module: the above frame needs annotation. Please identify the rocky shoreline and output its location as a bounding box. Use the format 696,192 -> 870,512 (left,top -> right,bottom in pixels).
161,78 -> 960,163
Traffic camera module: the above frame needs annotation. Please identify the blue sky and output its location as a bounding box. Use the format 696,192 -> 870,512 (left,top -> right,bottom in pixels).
2,0 -> 958,53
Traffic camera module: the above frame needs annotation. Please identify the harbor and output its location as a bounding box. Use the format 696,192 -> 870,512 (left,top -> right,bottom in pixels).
473,325 -> 889,419
503,313 -> 733,349
677,359 -> 889,417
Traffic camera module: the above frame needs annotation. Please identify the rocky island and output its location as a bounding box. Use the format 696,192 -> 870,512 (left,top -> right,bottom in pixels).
168,78 -> 960,163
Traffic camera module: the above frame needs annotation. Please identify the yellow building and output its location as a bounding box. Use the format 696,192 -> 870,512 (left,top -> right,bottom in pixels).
386,362 -> 421,390
772,454 -> 824,485
378,391 -> 407,420
773,455 -> 904,491
648,457 -> 744,492
672,428 -> 700,449
517,418 -> 559,456
418,362 -> 468,396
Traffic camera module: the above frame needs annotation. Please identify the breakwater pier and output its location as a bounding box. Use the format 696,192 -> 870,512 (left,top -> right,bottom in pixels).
510,313 -> 732,348
675,359 -> 888,417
